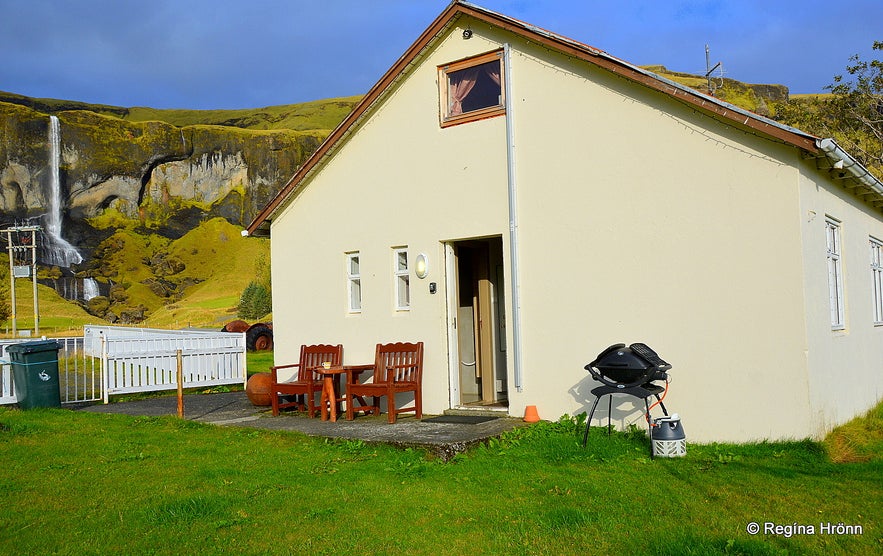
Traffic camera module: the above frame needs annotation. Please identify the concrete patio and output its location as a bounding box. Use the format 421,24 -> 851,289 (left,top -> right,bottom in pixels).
78,391 -> 525,461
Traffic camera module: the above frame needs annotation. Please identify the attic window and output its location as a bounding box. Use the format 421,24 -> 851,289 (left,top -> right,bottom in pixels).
439,50 -> 505,127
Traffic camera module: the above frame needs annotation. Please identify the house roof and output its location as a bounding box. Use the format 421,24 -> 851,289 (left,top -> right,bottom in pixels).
246,1 -> 883,235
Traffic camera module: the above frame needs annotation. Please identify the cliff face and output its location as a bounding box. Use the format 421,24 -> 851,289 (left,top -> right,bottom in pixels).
0,100 -> 325,251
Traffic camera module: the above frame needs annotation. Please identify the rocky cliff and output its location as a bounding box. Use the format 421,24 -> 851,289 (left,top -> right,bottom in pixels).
0,96 -> 351,255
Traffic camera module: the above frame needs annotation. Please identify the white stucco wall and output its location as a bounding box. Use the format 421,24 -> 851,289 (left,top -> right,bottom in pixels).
269,25 -> 512,417
268,16 -> 883,441
503,43 -> 812,441
798,165 -> 883,436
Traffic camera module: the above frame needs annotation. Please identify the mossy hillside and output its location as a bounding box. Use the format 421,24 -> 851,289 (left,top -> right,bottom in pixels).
0,90 -> 129,119
79,218 -> 268,328
0,101 -> 50,166
643,65 -> 789,116
0,102 -> 57,215
124,96 -> 362,131
0,90 -> 359,132
143,219 -> 270,328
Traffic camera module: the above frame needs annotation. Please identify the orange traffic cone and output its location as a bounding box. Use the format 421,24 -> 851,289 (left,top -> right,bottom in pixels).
523,405 -> 540,423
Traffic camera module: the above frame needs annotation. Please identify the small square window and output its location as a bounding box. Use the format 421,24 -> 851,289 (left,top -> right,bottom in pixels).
439,50 -> 505,127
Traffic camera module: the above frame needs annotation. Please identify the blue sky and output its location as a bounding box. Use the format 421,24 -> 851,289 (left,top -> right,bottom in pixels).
1,0 -> 880,110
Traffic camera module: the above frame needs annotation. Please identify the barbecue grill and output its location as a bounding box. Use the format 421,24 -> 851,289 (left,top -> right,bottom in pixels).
581,343 -> 676,457
586,342 -> 670,388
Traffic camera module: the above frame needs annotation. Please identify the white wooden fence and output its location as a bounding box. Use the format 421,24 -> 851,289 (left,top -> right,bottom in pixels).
0,326 -> 247,406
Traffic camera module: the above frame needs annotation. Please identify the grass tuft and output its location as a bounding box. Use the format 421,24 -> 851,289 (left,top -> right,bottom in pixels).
823,400 -> 883,463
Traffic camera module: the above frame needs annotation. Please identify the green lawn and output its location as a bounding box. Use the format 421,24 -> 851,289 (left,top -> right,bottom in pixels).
0,409 -> 879,555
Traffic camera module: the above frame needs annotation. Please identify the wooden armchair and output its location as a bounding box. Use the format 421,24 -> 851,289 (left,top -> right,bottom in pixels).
270,344 -> 343,417
345,342 -> 424,424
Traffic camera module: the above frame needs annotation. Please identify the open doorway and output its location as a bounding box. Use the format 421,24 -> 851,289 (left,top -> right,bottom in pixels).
445,237 -> 508,408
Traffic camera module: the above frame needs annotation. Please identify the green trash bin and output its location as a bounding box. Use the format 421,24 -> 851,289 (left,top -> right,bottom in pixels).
7,340 -> 62,409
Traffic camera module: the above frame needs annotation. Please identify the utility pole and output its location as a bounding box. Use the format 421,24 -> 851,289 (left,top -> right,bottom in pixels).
3,226 -> 41,337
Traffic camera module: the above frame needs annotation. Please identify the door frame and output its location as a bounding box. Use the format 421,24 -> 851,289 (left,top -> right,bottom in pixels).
445,237 -> 508,409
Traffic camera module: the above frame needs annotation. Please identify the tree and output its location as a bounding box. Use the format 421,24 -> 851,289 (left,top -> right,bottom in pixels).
237,252 -> 272,320
777,41 -> 883,180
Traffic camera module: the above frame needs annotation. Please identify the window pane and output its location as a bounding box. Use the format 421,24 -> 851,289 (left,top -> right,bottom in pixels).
397,251 -> 408,272
398,275 -> 410,308
350,255 -> 360,275
351,279 -> 361,311
826,220 -> 844,328
447,60 -> 501,116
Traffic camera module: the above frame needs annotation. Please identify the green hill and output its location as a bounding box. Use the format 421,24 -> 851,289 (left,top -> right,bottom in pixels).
0,90 -> 360,133
641,65 -> 790,116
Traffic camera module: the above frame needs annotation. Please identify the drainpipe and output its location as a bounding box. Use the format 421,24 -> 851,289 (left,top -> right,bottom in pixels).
503,43 -> 524,393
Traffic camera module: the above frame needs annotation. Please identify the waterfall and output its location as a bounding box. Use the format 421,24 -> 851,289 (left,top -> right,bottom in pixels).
44,115 -> 83,268
44,116 -> 97,301
83,278 -> 99,301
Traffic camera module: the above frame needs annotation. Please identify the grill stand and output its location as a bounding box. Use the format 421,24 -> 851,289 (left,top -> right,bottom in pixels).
581,383 -> 668,458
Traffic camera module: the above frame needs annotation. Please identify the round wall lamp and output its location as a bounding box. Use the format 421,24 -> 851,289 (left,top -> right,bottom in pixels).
414,253 -> 429,279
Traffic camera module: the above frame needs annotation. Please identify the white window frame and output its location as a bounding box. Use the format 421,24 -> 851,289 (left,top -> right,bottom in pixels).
393,247 -> 410,311
871,237 -> 883,325
826,218 -> 845,330
346,252 -> 361,314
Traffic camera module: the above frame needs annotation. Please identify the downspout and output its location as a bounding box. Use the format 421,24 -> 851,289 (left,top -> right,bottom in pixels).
503,43 -> 524,393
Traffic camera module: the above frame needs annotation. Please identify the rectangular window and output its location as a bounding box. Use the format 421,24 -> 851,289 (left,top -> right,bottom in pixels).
826,218 -> 845,329
871,237 -> 883,324
394,247 -> 410,311
439,49 -> 505,127
346,252 -> 361,313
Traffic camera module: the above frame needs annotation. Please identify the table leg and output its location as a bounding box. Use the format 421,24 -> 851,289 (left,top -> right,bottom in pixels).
321,376 -> 337,422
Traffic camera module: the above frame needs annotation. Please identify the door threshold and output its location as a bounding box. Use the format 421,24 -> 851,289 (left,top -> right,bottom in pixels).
447,405 -> 510,417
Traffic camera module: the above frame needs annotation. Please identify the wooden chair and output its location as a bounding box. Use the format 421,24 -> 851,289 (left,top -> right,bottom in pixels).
345,342 -> 424,424
270,344 -> 343,417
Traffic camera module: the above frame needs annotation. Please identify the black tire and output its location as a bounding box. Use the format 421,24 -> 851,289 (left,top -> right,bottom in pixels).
246,324 -> 274,351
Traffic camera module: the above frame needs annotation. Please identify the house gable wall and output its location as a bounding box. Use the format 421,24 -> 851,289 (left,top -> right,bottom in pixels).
269,23 -> 511,414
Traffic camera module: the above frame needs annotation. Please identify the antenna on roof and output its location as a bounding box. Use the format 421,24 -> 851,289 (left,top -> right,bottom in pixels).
705,44 -> 724,96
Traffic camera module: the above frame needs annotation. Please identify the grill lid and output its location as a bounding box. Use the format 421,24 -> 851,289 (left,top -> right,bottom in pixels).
585,343 -> 671,388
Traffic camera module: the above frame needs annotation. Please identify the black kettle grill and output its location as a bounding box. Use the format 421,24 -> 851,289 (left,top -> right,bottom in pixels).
582,342 -> 672,456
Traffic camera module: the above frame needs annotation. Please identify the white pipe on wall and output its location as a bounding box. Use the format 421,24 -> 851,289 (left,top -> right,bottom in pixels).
503,43 -> 524,393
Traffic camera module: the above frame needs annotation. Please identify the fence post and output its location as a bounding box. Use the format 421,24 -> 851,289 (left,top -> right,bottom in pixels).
177,349 -> 184,418
101,334 -> 109,405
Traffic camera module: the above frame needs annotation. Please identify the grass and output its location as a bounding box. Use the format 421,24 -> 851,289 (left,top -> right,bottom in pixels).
1,280 -> 97,338
0,409 -> 880,555
824,402 -> 883,463
246,350 -> 275,376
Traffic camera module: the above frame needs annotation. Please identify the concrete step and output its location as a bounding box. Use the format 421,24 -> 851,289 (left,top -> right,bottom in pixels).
444,407 -> 510,418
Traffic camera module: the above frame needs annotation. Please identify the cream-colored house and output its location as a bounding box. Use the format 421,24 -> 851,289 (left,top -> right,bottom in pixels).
248,1 -> 883,442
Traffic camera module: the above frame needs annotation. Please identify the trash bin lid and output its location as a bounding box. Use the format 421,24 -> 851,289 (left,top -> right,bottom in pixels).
5,340 -> 62,354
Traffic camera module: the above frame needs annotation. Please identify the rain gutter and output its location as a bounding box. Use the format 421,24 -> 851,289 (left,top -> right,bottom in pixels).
817,138 -> 883,195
